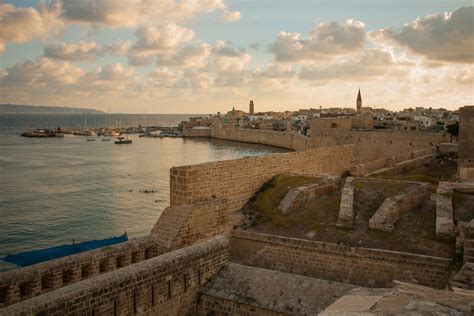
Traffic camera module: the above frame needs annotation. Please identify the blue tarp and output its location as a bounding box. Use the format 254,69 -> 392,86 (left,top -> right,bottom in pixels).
2,234 -> 128,267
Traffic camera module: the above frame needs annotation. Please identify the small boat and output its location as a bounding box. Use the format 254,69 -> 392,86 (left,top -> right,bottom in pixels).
114,135 -> 132,144
102,137 -> 111,141
87,137 -> 96,141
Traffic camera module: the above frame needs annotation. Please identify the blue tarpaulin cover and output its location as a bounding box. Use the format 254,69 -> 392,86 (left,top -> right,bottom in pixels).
2,234 -> 128,267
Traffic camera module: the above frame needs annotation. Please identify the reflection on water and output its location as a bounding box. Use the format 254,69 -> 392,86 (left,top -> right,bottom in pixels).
0,133 -> 287,265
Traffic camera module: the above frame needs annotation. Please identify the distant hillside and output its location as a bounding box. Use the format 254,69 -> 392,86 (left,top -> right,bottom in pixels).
0,104 -> 105,114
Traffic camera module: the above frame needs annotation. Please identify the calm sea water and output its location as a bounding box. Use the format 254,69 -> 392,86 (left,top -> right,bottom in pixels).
0,114 -> 286,268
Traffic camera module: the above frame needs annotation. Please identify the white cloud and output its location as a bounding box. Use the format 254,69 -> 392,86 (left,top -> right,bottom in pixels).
371,7 -> 474,63
157,43 -> 212,68
299,49 -> 409,82
1,58 -> 84,87
133,24 -> 194,51
44,41 -> 100,61
0,4 -> 60,52
47,0 -> 226,27
269,19 -> 366,62
221,10 -> 241,23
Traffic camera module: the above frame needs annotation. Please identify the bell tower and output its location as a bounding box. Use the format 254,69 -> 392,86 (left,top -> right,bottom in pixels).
356,89 -> 362,112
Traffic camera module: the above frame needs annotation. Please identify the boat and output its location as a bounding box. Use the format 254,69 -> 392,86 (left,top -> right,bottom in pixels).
21,126 -> 65,138
102,137 -> 111,141
114,135 -> 132,144
87,137 -> 96,141
2,233 -> 128,267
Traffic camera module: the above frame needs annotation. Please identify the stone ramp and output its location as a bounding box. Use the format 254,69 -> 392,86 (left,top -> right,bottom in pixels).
197,263 -> 355,315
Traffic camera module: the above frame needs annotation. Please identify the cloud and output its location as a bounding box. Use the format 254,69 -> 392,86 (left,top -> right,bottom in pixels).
299,49 -> 408,82
156,43 -> 212,67
44,41 -> 101,61
453,67 -> 473,85
126,23 -> 195,66
133,24 -> 194,51
0,4 -> 59,52
47,0 -> 226,27
221,10 -> 240,23
269,19 -> 366,62
371,7 -> 474,63
102,41 -> 133,55
0,57 -> 84,88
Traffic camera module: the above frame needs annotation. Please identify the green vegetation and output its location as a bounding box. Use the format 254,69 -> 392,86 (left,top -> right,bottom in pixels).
446,122 -> 459,137
244,174 -> 317,228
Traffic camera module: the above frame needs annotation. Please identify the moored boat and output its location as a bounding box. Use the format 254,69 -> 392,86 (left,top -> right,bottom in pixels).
114,135 -> 132,144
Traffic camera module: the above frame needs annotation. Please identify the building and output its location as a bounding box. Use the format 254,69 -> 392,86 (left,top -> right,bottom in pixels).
249,100 -> 254,115
356,89 -> 362,112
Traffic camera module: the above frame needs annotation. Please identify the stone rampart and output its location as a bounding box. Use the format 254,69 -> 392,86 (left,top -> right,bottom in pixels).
183,127 -> 210,137
310,128 -> 446,163
170,145 -> 355,217
278,177 -> 339,215
0,235 -> 165,309
336,177 -> 355,228
357,147 -> 436,176
458,106 -> 474,182
210,126 -> 311,150
369,183 -> 431,232
151,197 -> 232,249
230,230 -> 452,289
0,236 -> 229,316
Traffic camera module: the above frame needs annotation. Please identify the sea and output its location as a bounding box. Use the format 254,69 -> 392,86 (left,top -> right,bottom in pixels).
0,114 -> 287,269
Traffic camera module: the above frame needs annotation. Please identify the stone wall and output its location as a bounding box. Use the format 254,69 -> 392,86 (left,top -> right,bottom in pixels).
170,145 -> 355,217
0,235 -> 166,309
458,106 -> 474,181
0,236 -> 229,316
183,127 -> 210,137
369,182 -> 431,232
210,125 -> 311,150
151,197 -> 232,249
356,147 -> 436,176
309,127 -> 446,163
230,230 -> 452,289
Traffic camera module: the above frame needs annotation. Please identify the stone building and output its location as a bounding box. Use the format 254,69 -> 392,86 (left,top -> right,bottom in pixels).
459,105 -> 474,181
356,89 -> 362,112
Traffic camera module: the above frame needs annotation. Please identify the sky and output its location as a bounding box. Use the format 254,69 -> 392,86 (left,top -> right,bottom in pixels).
0,0 -> 473,113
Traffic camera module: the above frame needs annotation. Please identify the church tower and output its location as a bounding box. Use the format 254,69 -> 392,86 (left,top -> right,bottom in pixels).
356,89 -> 362,112
249,100 -> 254,114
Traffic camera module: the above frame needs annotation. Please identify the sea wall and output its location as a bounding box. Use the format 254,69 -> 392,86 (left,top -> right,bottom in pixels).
170,145 -> 355,217
183,127 -> 210,138
1,236 -> 229,316
310,127 -> 447,163
0,235 -> 166,309
230,230 -> 452,289
210,126 -> 311,150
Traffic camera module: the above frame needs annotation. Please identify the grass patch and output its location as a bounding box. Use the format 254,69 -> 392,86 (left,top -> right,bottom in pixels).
243,174 -> 318,228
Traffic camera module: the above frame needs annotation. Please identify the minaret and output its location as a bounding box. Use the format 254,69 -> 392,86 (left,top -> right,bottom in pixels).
249,100 -> 254,114
356,89 -> 362,112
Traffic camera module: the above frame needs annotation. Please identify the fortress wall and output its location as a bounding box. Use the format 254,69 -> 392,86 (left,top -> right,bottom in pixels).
169,145 -> 355,215
458,106 -> 474,181
210,126 -> 311,150
230,231 -> 452,289
183,128 -> 210,137
1,236 -> 229,316
151,197 -> 233,249
0,236 -> 167,309
310,129 -> 446,163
